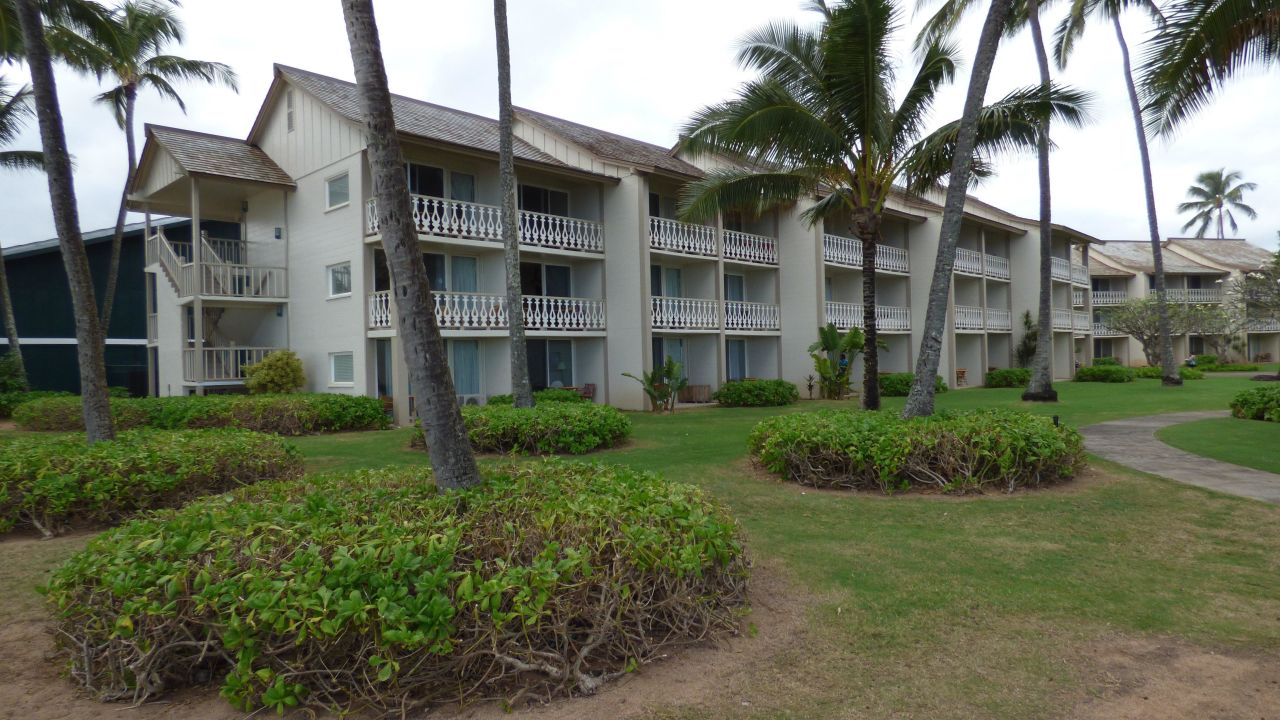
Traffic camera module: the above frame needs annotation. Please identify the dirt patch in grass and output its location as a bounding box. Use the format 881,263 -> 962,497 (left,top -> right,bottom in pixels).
1071,635 -> 1280,720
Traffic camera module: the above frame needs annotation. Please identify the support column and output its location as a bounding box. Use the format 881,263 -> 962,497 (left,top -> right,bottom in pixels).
191,178 -> 205,395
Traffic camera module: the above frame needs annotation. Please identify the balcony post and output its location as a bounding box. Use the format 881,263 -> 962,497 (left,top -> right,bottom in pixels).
191,177 -> 205,393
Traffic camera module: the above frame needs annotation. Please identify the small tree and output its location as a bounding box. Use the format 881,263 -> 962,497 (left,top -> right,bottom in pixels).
1014,310 -> 1038,368
623,357 -> 687,414
1184,285 -> 1250,361
243,350 -> 305,394
807,324 -> 871,400
1105,298 -> 1194,366
1240,245 -> 1280,323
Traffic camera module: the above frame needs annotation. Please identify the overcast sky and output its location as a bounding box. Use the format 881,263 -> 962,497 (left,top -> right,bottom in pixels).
1,0 -> 1276,250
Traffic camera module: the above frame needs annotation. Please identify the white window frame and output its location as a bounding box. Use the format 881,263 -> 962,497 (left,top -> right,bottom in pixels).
329,351 -> 355,387
326,261 -> 352,299
325,172 -> 350,211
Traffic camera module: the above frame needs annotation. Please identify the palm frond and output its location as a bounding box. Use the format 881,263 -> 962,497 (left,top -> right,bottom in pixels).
0,149 -> 43,170
0,78 -> 34,144
1180,208 -> 1214,235
676,168 -> 817,223
890,36 -> 959,152
143,55 -> 237,90
822,0 -> 899,153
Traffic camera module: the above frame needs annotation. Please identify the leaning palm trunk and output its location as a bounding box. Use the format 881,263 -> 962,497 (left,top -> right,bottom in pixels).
99,85 -> 137,331
493,0 -> 533,408
1023,0 -> 1058,401
340,0 -> 481,489
0,247 -> 25,386
1114,15 -> 1179,386
903,0 -> 1014,418
15,0 -> 114,442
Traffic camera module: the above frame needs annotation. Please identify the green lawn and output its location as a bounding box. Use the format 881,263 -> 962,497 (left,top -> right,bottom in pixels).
5,376 -> 1279,719
1158,416 -> 1280,474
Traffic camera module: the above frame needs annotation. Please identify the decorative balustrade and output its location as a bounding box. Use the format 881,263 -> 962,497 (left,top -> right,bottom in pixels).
955,248 -> 983,276
1093,322 -> 1123,336
954,305 -> 986,331
824,302 -> 911,332
1050,257 -> 1072,283
369,290 -> 393,329
1071,263 -> 1089,286
1247,318 -> 1280,332
650,296 -> 720,330
648,217 -> 716,257
1092,290 -> 1127,305
984,254 -> 1011,280
822,234 -> 910,273
368,290 -> 605,332
1074,311 -> 1091,331
183,346 -> 281,382
1148,288 -> 1222,303
1073,289 -> 1085,306
364,196 -> 604,253
722,230 -> 778,264
985,308 -> 1012,331
1051,308 -> 1074,331
724,301 -> 781,331
522,295 -> 606,331
434,291 -> 510,330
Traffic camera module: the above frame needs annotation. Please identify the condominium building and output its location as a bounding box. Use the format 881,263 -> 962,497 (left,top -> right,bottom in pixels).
131,64 -> 1097,419
1089,239 -> 1280,364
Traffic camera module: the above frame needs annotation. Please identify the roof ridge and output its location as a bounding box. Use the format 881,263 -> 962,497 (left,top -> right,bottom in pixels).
275,63 -> 503,127
515,105 -> 677,156
147,123 -> 254,145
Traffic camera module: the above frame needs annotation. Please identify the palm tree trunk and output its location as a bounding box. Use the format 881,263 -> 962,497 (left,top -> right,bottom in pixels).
1022,0 -> 1058,402
1217,208 -> 1224,239
1113,14 -> 1180,386
0,247 -> 26,387
493,0 -> 533,408
15,0 -> 114,442
99,84 -> 138,332
340,0 -> 481,490
903,0 -> 1014,418
857,215 -> 881,410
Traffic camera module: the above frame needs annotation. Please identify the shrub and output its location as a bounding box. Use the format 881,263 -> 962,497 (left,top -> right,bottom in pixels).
244,350 -> 306,394
1073,365 -> 1136,383
984,368 -> 1030,388
1202,362 -> 1261,372
1230,386 -> 1280,422
1134,366 -> 1204,380
12,394 -> 387,435
879,372 -> 947,397
1192,354 -> 1219,366
43,461 -> 748,714
0,352 -> 25,393
0,389 -> 71,419
712,379 -> 799,407
748,408 -> 1083,493
461,402 -> 632,454
1091,356 -> 1121,367
0,429 -> 301,536
108,386 -> 132,398
486,388 -> 589,406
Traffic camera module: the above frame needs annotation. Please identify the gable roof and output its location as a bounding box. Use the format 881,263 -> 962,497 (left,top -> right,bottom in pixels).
1092,241 -> 1227,275
144,125 -> 294,188
515,106 -> 704,178
3,217 -> 188,260
1166,238 -> 1274,271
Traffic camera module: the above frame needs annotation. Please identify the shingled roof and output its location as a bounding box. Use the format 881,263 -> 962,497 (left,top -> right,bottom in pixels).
1167,238 -> 1275,271
147,125 -> 293,187
1092,241 -> 1226,275
515,106 -> 704,177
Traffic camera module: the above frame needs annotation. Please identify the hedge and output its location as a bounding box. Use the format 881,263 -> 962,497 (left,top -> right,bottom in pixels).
12,393 -> 388,435
984,368 -> 1031,388
458,402 -> 632,454
748,408 -> 1084,493
1134,366 -> 1204,380
1092,356 -> 1121,367
0,390 -> 72,419
0,429 -> 302,536
1201,362 -> 1262,372
485,388 -> 589,405
44,460 -> 748,714
712,379 -> 799,407
1230,386 -> 1280,422
1073,365 -> 1136,383
879,372 -> 948,397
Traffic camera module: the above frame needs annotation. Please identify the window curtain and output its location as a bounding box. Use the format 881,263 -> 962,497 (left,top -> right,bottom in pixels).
451,256 -> 478,292
450,340 -> 480,395
726,339 -> 746,381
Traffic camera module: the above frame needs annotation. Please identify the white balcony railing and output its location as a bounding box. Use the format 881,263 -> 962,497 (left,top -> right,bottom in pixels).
522,295 -> 607,331
651,296 -> 720,330
984,254 -> 1011,280
724,300 -> 780,331
200,262 -> 287,298
1074,311 -> 1091,332
954,305 -> 985,331
368,290 -> 605,332
649,217 -> 716,257
722,229 -> 778,265
1052,309 -> 1074,331
183,346 -> 281,382
985,308 -> 1013,331
1072,289 -> 1085,306
822,234 -> 910,273
1051,257 -> 1072,283
955,248 -> 983,276
1149,288 -> 1222,303
1072,263 -> 1089,286
1092,290 -> 1127,305
1247,318 -> 1280,332
146,230 -> 284,299
1093,322 -> 1123,337
365,196 -> 605,254
824,302 -> 911,332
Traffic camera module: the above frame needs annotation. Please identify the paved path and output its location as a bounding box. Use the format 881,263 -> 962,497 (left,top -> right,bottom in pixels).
1081,410 -> 1280,504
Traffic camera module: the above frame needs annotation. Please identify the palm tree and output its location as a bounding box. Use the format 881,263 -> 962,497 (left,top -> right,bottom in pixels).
339,0 -> 481,490
0,78 -> 43,387
678,0 -> 1082,412
12,0 -> 114,442
1177,168 -> 1257,239
492,0 -> 533,408
1142,0 -> 1280,137
1054,0 -> 1182,387
52,0 -> 236,330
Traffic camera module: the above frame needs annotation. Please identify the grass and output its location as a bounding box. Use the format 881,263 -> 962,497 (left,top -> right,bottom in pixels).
1158,416 -> 1280,474
4,376 -> 1280,719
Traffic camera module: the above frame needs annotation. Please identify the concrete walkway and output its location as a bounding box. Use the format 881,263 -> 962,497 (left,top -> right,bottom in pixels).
1081,411 -> 1280,504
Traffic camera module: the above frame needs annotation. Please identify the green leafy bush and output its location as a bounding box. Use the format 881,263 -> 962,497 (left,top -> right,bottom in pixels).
0,429 -> 301,536
1073,365 -> 1136,383
748,409 -> 1083,493
43,460 -> 748,714
486,388 -> 588,405
1230,386 -> 1280,422
1091,356 -> 1121,367
0,390 -> 71,419
879,372 -> 947,397
12,394 -> 387,435
712,379 -> 799,407
459,402 -> 632,454
0,352 -> 26,393
1201,362 -> 1261,372
1192,354 -> 1219,366
244,350 -> 306,394
1134,366 -> 1204,380
984,368 -> 1030,388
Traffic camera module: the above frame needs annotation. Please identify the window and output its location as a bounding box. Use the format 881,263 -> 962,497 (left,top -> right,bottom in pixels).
1189,336 -> 1205,355
423,253 -> 447,290
521,262 -> 570,297
450,340 -> 480,395
547,339 -> 573,388
326,172 -> 350,210
406,163 -> 444,197
327,262 -> 352,298
724,274 -> 745,302
449,171 -> 476,202
518,184 -> 569,216
286,90 -> 295,132
648,192 -> 661,218
330,352 -> 354,385
727,339 -> 747,381
450,256 -> 478,293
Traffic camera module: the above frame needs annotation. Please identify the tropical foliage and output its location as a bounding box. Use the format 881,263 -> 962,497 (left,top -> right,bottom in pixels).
243,349 -> 305,394
1230,385 -> 1280,422
457,402 -> 632,455
1074,365 -> 1137,382
984,367 -> 1032,387
880,372 -> 947,396
623,357 -> 687,413
808,324 -> 870,400
1176,168 -> 1257,238
712,379 -> 800,407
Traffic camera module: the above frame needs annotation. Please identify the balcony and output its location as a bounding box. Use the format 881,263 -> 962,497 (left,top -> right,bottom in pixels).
1247,318 -> 1280,332
984,253 -> 1011,280
182,346 -> 281,383
724,300 -> 781,332
722,229 -> 778,265
822,234 -> 910,274
1050,257 -> 1089,285
955,305 -> 985,331
955,248 -> 983,276
649,217 -> 716,257
1148,288 -> 1222,303
367,290 -> 606,332
985,308 -> 1012,331
1092,290 -> 1127,305
1093,322 -> 1124,337
651,296 -> 719,331
824,302 -> 911,332
1073,289 -> 1085,306
146,230 -> 287,300
1052,309 -> 1073,331
364,195 -> 605,254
